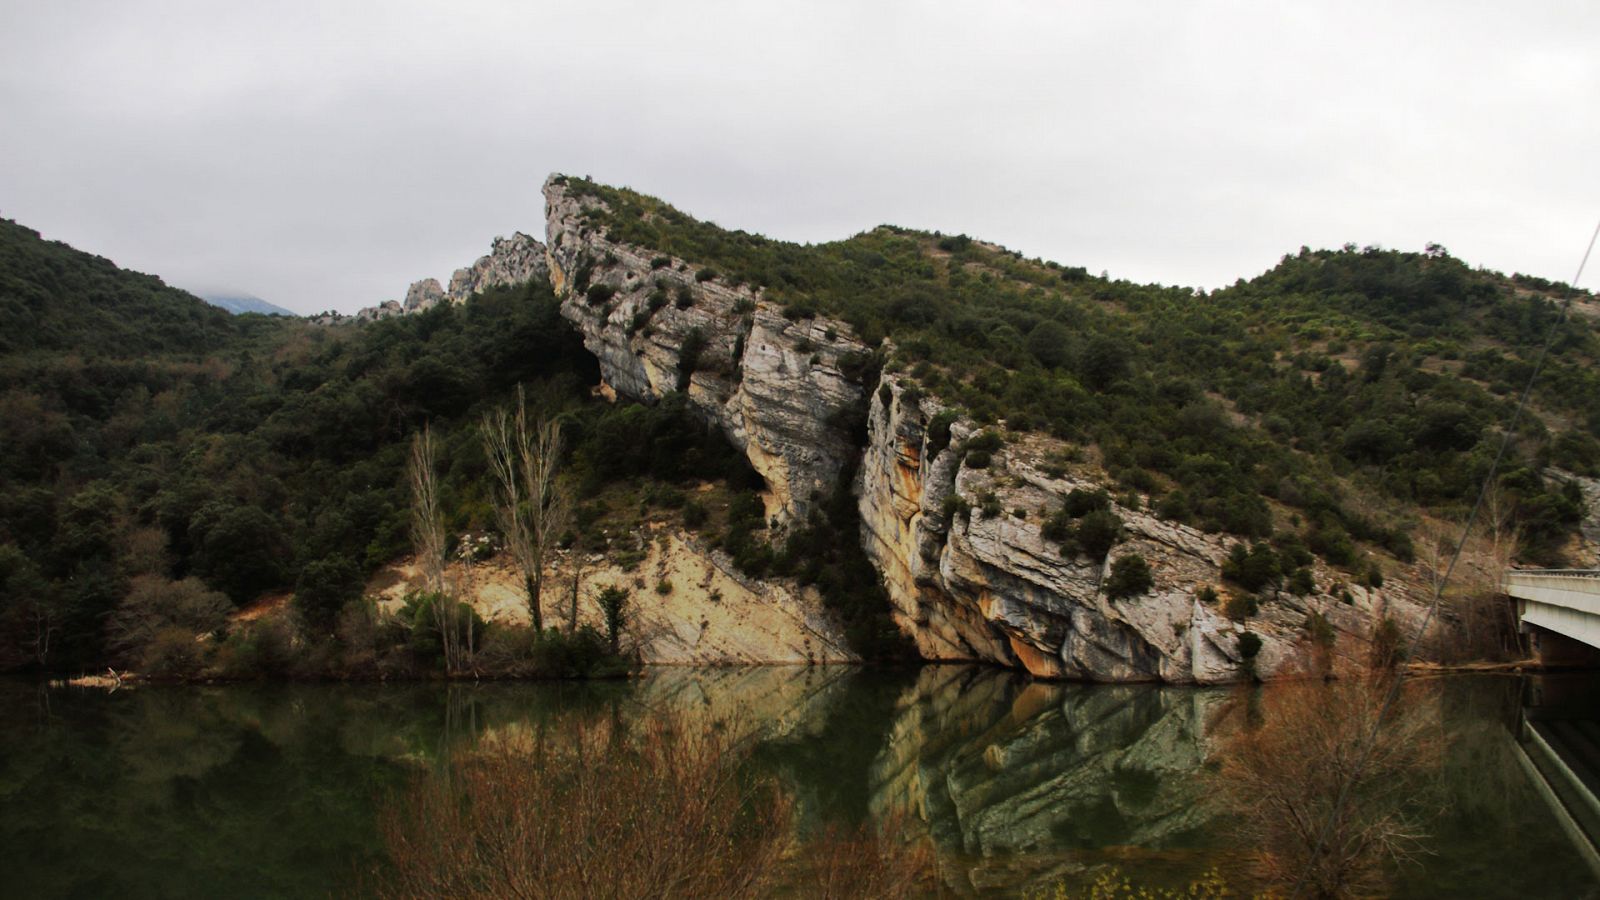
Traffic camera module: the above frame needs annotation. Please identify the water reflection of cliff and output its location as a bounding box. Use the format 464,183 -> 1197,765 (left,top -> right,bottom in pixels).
869,667 -> 1231,891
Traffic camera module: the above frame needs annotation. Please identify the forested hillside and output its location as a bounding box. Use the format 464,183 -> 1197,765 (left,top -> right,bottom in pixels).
0,220 -> 755,672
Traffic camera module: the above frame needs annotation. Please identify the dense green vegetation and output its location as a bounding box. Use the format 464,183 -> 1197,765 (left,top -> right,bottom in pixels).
564,177 -> 1596,571
0,219 -> 764,673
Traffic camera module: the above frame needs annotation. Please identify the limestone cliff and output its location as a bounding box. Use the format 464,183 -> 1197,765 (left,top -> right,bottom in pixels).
534,174 -> 1428,682
858,375 -> 1424,683
542,175 -> 867,523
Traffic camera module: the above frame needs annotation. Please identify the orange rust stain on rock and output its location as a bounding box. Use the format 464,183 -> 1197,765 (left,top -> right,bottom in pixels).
1008,636 -> 1066,679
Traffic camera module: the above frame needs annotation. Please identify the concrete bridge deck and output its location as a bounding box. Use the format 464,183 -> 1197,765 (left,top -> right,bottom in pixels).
1504,569 -> 1600,657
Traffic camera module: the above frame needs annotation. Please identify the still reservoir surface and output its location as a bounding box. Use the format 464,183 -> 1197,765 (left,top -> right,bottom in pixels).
1,668 -> 1595,898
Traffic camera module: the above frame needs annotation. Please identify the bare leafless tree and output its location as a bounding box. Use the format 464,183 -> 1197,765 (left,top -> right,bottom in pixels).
1420,485 -> 1525,662
410,424 -> 468,673
410,425 -> 447,596
482,386 -> 571,634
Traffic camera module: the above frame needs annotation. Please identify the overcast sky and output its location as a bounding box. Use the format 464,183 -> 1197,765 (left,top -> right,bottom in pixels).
1,1 -> 1596,315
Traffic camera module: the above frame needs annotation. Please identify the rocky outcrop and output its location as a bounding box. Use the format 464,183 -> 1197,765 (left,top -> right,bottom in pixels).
339,232 -> 550,323
403,278 -> 445,312
1547,468 -> 1600,566
371,526 -> 857,666
447,232 -> 548,303
542,175 -> 867,523
858,375 -> 1421,683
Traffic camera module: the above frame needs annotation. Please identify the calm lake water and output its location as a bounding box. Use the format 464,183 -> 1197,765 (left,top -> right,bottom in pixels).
1,668 -> 1594,898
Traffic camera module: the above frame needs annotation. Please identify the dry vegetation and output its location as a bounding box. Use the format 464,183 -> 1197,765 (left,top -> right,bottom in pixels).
1211,674 -> 1443,898
370,715 -> 930,899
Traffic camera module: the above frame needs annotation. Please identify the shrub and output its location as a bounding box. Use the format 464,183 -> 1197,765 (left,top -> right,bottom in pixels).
1106,554 -> 1154,599
1306,611 -> 1336,648
139,625 -> 209,677
106,575 -> 232,669
1371,616 -> 1404,669
1223,542 -> 1280,592
1237,630 -> 1262,661
678,327 -> 707,390
1287,567 -> 1315,595
1074,509 -> 1124,560
675,284 -> 695,309
695,267 -> 718,282
940,493 -> 970,521
596,586 -> 629,653
650,255 -> 671,269
978,492 -> 1003,519
682,500 -> 708,529
585,283 -> 615,305
1063,487 -> 1111,518
1211,677 -> 1440,895
926,410 -> 958,458
1222,592 -> 1258,621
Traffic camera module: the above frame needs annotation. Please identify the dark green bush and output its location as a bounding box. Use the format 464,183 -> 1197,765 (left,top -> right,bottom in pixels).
1105,554 -> 1153,599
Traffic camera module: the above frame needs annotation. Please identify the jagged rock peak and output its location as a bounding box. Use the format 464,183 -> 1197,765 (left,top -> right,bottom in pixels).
446,231 -> 548,305
336,229 -> 549,323
403,277 -> 445,312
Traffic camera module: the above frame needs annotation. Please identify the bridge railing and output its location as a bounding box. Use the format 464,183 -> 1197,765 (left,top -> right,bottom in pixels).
1505,570 -> 1600,605
1506,569 -> 1600,578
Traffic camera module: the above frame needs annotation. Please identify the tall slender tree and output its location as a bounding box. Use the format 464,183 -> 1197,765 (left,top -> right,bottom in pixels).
483,386 -> 571,634
410,424 -> 467,672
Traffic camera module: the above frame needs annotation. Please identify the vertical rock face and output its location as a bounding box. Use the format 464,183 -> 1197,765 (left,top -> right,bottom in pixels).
542,175 -> 867,523
858,376 -> 1417,683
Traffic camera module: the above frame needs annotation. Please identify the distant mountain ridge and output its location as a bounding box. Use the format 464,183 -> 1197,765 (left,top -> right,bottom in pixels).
198,292 -> 297,317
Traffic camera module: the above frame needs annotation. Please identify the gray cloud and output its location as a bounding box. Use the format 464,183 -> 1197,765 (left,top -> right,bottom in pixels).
1,0 -> 1595,314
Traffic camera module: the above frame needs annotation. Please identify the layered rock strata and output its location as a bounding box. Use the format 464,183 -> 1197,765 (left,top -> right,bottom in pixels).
858,375 -> 1423,683
542,176 -> 866,523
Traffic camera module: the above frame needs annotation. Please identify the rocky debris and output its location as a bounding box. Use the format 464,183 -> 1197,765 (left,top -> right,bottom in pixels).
542,175 -> 867,523
858,374 -> 1423,683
